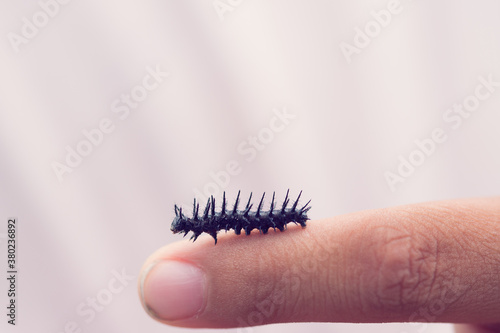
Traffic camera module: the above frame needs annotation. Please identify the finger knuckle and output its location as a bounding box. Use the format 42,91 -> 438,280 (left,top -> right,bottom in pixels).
359,219 -> 441,315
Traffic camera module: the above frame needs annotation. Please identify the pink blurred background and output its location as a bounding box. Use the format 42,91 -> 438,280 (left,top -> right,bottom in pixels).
1,0 -> 499,332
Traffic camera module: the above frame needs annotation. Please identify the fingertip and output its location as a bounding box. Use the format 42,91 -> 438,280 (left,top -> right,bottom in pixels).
140,260 -> 206,322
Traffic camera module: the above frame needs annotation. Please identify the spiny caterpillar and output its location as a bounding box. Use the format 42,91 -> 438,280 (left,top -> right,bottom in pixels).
170,190 -> 311,244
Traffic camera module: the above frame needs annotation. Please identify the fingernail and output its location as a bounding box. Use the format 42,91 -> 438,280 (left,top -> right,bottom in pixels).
140,261 -> 206,321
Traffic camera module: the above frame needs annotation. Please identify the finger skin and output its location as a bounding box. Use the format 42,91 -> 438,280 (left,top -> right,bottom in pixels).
455,323 -> 500,333
138,197 -> 500,329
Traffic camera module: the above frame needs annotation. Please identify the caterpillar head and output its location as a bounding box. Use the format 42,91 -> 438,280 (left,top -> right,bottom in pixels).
170,216 -> 184,233
171,205 -> 187,234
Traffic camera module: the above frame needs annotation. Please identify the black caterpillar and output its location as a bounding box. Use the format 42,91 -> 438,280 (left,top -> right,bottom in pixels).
170,190 -> 311,244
